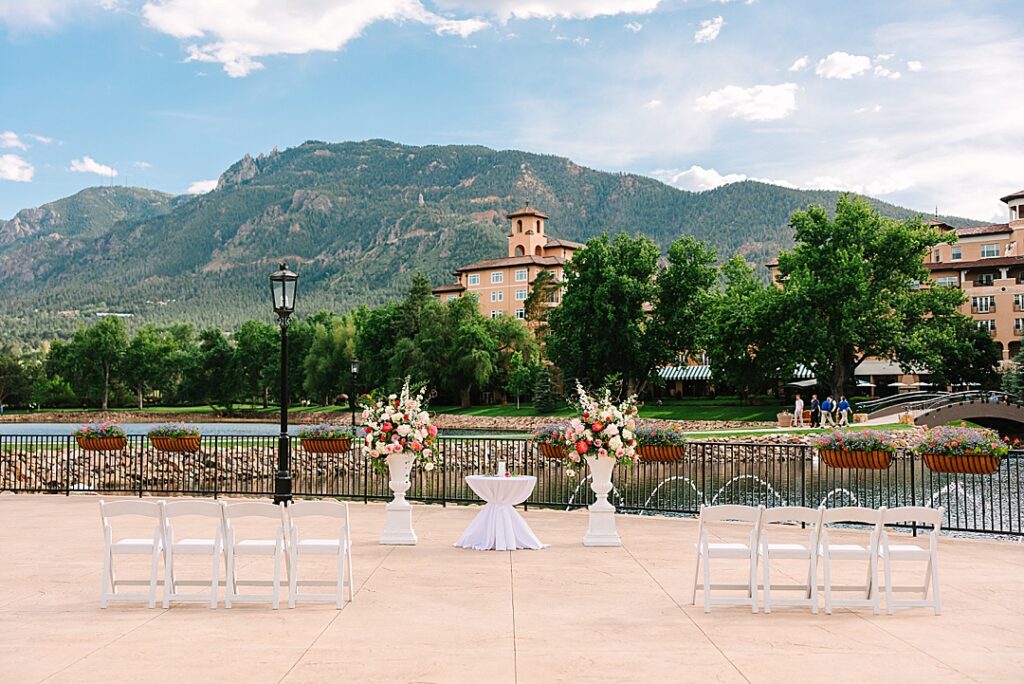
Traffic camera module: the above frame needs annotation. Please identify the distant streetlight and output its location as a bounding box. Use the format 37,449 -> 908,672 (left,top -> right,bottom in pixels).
350,358 -> 360,430
269,262 -> 298,505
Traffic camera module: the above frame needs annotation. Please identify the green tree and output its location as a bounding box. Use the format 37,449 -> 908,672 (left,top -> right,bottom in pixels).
1003,352 -> 1024,397
503,351 -> 536,409
234,320 -> 279,407
0,349 -> 29,409
533,365 -> 559,414
913,317 -> 1000,389
303,314 -> 357,405
122,326 -> 174,409
524,269 -> 560,338
194,328 -> 241,413
775,195 -> 963,395
76,317 -> 129,410
705,257 -> 794,398
655,235 -> 718,361
546,233 -> 662,395
416,296 -> 498,407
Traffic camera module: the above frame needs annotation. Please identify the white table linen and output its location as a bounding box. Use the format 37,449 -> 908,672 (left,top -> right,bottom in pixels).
454,475 -> 545,551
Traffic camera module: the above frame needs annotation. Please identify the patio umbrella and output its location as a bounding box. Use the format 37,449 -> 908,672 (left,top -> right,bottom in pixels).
888,381 -> 909,387
909,381 -> 933,387
856,380 -> 875,388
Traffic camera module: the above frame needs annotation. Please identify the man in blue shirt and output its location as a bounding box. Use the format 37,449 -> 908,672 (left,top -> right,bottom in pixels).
837,396 -> 851,426
820,396 -> 835,427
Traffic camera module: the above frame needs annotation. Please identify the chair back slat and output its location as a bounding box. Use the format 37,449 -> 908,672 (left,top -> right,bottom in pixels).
224,502 -> 284,520
100,499 -> 161,519
699,504 -> 760,523
882,506 -> 944,527
162,500 -> 223,518
761,506 -> 821,526
821,506 -> 883,526
287,500 -> 349,519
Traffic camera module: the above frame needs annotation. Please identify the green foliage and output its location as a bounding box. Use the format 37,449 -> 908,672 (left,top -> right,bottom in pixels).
533,366 -> 560,414
503,351 -> 537,409
547,232 -> 662,394
654,235 -> 718,360
303,313 -> 356,404
1003,353 -> 1024,397
234,320 -> 279,407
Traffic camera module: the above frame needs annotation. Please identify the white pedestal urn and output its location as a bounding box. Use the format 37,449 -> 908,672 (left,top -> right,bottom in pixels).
380,452 -> 418,545
583,454 -> 621,547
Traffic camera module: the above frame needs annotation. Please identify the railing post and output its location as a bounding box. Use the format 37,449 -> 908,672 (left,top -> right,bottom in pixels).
65,435 -> 72,496
909,448 -> 917,537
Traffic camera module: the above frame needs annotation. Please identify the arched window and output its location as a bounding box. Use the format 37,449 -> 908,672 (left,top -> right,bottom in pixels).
537,220 -> 542,233
517,220 -> 523,233
534,245 -> 543,256
514,245 -> 524,257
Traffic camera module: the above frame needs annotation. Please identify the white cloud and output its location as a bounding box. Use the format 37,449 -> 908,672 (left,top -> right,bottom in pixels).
694,83 -> 798,121
875,53 -> 895,61
25,133 -> 53,144
186,179 -> 217,194
573,36 -> 590,46
0,0 -> 119,28
0,131 -> 27,150
652,165 -> 794,192
69,156 -> 118,177
788,55 -> 809,72
854,104 -> 883,114
907,60 -> 923,72
624,21 -> 642,32
133,161 -> 152,170
873,65 -> 901,79
142,0 -> 492,77
815,51 -> 872,79
0,154 -> 34,182
643,99 -> 662,109
694,16 -> 723,44
804,173 -> 913,196
434,1 -> 661,21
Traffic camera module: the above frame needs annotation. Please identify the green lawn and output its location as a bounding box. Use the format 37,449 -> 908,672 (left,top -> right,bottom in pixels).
683,423 -> 913,439
431,400 -> 782,422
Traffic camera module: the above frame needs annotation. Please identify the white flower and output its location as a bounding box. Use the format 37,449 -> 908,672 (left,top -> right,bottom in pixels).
418,411 -> 429,423
423,462 -> 435,471
397,424 -> 412,437
423,448 -> 432,459
622,430 -> 633,442
570,418 -> 584,431
609,436 -> 623,451
605,423 -> 619,436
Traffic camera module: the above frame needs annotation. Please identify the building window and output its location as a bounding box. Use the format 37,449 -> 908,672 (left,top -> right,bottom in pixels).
514,246 -> 524,257
936,276 -> 959,288
517,220 -> 522,233
447,295 -> 459,301
981,244 -> 1000,258
972,296 -> 994,313
1016,318 -> 1024,332
467,274 -> 480,286
515,269 -> 528,282
491,272 -> 504,284
1016,294 -> 1024,311
515,289 -> 527,301
976,273 -> 994,286
977,319 -> 996,332
951,246 -> 962,260
515,309 -> 525,320
933,250 -> 941,263
490,291 -> 504,302
546,291 -> 559,304
490,310 -> 501,319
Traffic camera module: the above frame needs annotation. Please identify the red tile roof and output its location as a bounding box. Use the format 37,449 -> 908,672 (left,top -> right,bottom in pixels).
432,282 -> 466,293
1000,189 -> 1024,203
506,203 -> 549,219
956,223 -> 1010,237
454,255 -> 566,273
545,238 -> 584,249
926,255 -> 1024,271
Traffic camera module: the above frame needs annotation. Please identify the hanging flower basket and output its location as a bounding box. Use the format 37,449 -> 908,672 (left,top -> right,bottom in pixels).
637,445 -> 686,462
76,436 -> 128,451
74,422 -> 127,451
538,442 -> 567,459
921,453 -> 1001,475
913,426 -> 1007,475
149,435 -> 201,453
635,421 -> 687,462
301,438 -> 352,454
819,449 -> 893,469
815,430 -> 896,469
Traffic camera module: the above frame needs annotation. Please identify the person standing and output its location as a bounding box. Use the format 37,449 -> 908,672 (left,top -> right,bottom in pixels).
821,395 -> 835,427
837,395 -> 851,426
794,394 -> 805,427
809,394 -> 820,428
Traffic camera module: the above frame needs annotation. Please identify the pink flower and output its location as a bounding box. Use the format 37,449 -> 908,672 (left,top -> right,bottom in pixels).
598,448 -> 608,458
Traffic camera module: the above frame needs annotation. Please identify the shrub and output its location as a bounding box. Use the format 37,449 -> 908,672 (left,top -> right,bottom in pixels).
816,429 -> 898,452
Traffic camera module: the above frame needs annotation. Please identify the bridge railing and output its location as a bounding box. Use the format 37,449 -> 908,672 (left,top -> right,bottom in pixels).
2,435 -> 1021,537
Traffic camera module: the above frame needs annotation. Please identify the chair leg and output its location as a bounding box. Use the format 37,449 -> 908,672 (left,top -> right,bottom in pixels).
808,555 -> 819,615
690,554 -> 700,606
749,551 -> 758,614
272,547 -> 281,610
883,554 -> 894,616
346,545 -> 355,603
762,553 -> 771,614
336,550 -> 345,610
209,546 -> 220,609
148,546 -> 161,610
100,549 -> 112,609
823,554 -> 833,615
703,554 -> 712,614
163,547 -> 173,609
225,546 -> 235,609
869,555 -> 880,616
930,552 -> 941,616
288,552 -> 298,610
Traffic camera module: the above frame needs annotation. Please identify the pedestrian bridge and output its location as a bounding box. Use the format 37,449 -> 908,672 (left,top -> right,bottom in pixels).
864,392 -> 1024,434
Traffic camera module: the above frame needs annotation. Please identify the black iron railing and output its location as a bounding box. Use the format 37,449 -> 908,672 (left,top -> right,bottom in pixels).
1,435 -> 1021,536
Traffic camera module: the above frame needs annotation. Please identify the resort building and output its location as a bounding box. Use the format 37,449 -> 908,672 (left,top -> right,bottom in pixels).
432,204 -> 582,320
927,188 -> 1024,363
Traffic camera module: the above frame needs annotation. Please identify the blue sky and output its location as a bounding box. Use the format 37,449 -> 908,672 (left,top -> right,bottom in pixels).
1,0 -> 1021,221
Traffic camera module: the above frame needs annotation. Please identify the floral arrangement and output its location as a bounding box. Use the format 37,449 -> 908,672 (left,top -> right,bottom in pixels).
147,423 -> 200,438
361,379 -> 438,474
298,423 -> 354,440
816,429 -> 897,453
558,382 -> 639,468
634,420 -> 687,446
73,422 -> 126,439
911,426 -> 1008,459
531,422 -> 569,448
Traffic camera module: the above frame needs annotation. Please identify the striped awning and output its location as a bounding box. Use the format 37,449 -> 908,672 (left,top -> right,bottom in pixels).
659,363 -> 816,383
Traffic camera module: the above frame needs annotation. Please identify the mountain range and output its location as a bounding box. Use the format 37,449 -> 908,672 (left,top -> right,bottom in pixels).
0,139 -> 981,346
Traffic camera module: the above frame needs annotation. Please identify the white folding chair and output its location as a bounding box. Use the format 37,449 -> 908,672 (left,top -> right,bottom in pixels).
99,499 -> 164,609
691,504 -> 762,613
284,500 -> 354,609
759,506 -> 823,614
878,506 -> 944,616
819,506 -> 884,615
223,502 -> 286,609
161,500 -> 225,609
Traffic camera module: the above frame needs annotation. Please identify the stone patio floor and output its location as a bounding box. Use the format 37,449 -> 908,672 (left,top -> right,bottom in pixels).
1,493 -> 1021,683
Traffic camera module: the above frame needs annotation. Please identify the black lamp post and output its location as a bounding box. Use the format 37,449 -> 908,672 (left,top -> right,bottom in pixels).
350,358 -> 360,430
269,262 -> 298,505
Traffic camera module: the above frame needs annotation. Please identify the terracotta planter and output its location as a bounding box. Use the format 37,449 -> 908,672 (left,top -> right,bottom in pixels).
76,436 -> 127,451
538,443 -> 566,459
777,413 -> 792,428
638,444 -> 686,462
301,438 -> 352,454
819,449 -> 893,470
149,435 -> 201,453
922,452 -> 1001,475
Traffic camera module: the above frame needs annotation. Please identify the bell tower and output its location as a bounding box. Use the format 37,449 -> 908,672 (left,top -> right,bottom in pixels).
507,202 -> 549,258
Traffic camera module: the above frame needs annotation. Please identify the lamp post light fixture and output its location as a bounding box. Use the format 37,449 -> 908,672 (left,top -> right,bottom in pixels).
350,358 -> 360,430
269,262 -> 298,505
